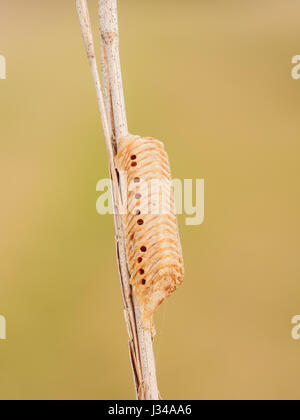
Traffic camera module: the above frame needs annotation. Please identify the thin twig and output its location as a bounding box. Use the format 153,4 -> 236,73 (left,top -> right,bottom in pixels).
76,0 -> 159,400
99,42 -> 116,151
98,0 -> 159,400
98,0 -> 128,144
76,0 -> 113,161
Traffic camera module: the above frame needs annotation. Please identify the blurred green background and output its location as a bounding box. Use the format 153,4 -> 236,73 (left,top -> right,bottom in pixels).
1,0 -> 300,400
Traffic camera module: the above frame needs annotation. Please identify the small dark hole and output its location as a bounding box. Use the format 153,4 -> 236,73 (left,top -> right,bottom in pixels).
134,177 -> 140,183
140,246 -> 147,252
139,269 -> 145,275
131,155 -> 137,160
131,162 -> 137,167
138,257 -> 143,263
142,279 -> 146,285
137,219 -> 144,226
135,193 -> 142,200
135,209 -> 141,216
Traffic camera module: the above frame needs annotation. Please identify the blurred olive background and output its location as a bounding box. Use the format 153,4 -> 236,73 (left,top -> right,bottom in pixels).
0,0 -> 300,400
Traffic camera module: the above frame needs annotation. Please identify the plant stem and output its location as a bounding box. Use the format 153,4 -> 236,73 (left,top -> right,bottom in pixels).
98,0 -> 128,144
98,0 -> 159,400
76,0 -> 113,161
77,0 -> 159,400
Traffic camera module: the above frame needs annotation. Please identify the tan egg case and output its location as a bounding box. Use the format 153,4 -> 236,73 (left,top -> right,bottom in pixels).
115,135 -> 184,329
